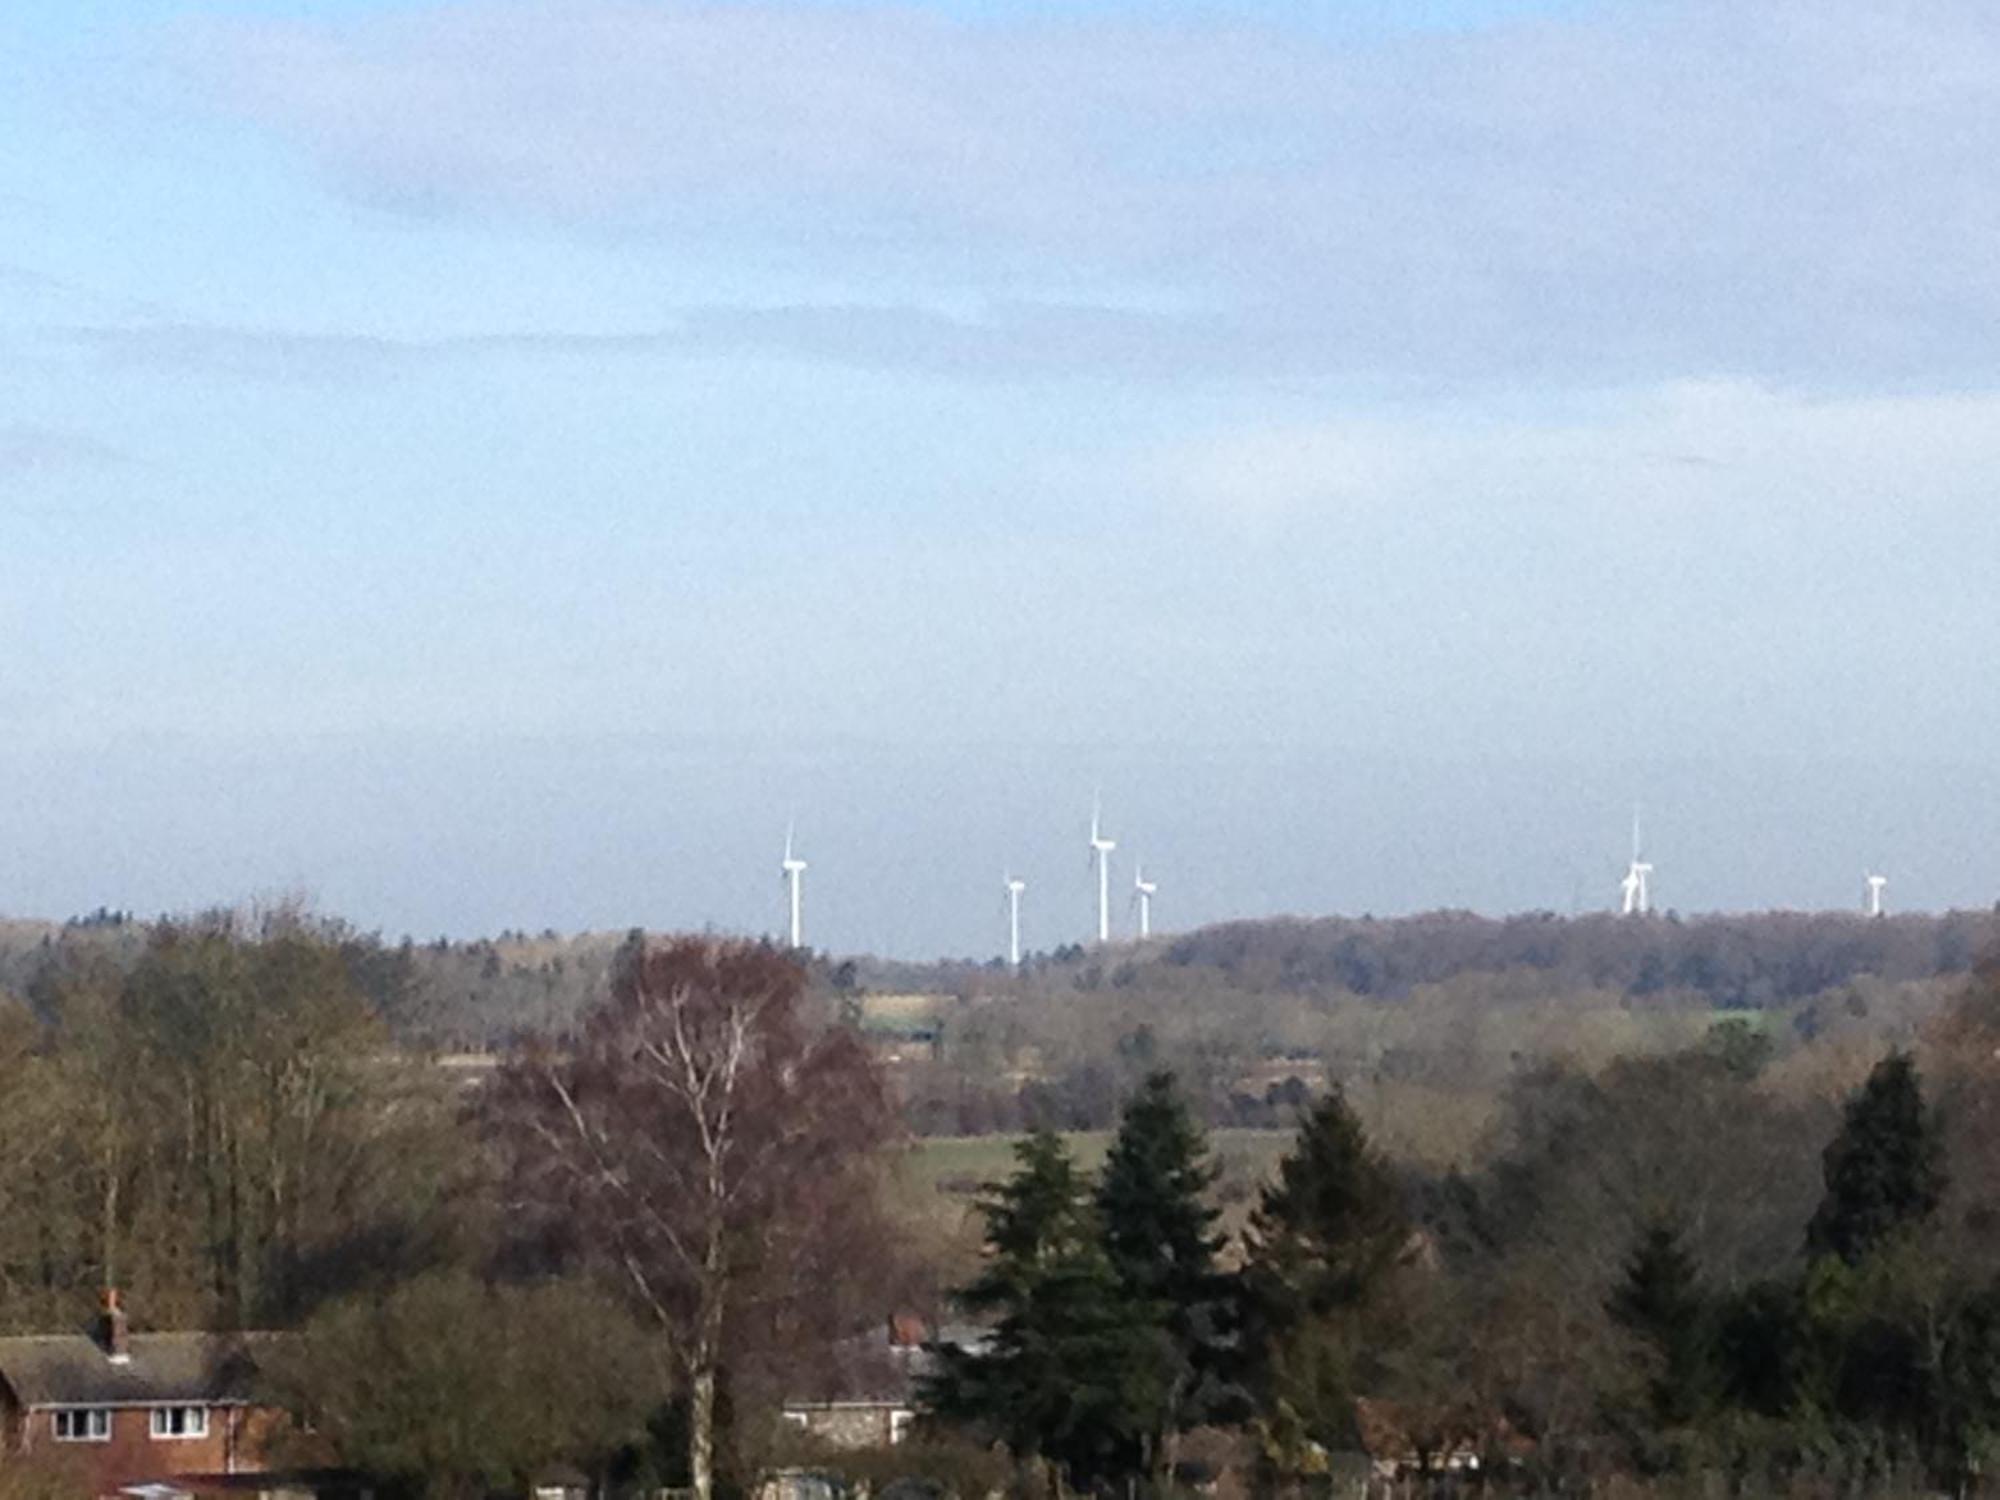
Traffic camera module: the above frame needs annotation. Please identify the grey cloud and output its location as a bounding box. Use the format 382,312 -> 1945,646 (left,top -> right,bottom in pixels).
45,302 -> 1308,383
0,261 -> 175,325
52,324 -> 431,384
0,425 -> 124,481
160,0 -> 2000,387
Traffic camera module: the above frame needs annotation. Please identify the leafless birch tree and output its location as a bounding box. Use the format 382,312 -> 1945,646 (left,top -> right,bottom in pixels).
497,938 -> 895,1500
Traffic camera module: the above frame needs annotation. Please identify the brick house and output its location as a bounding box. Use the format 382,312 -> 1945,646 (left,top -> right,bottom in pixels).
0,1292 -> 291,1496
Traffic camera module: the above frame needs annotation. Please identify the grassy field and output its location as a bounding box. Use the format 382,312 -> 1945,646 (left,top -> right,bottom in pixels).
854,993 -> 956,1035
898,1129 -> 1293,1195
891,1130 -> 1295,1278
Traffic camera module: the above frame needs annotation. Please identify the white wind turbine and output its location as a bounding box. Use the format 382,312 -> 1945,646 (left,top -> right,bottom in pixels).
1088,800 -> 1117,944
1620,809 -> 1654,917
1004,873 -> 1027,967
780,826 -> 808,949
1866,873 -> 1889,919
1133,863 -> 1158,940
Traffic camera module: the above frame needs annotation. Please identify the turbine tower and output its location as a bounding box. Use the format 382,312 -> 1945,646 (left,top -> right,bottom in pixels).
1004,874 -> 1026,966
1088,800 -> 1117,944
1620,809 -> 1653,917
1866,873 -> 1888,919
781,826 -> 807,949
1133,863 -> 1158,939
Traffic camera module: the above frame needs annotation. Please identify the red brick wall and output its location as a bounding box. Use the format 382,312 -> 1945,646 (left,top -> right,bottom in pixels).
19,1404 -> 283,1493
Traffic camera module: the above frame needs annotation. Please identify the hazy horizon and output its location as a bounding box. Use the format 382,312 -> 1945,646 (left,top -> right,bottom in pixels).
5,730 -> 1995,959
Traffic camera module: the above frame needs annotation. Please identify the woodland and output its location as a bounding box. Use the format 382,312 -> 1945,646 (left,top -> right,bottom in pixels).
0,907 -> 1994,1496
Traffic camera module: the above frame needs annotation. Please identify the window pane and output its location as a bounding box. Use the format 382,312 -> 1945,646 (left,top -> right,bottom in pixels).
55,1409 -> 109,1441
151,1406 -> 208,1439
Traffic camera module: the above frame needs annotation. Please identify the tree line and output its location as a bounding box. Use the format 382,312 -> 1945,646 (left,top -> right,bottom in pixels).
7,913 -> 2000,1496
4,908 -> 1993,1055
921,1002 -> 2000,1495
0,918 -> 914,1500
0,911 -> 467,1332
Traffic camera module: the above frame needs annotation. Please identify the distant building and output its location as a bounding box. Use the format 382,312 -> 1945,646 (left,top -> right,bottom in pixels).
780,1315 -> 985,1450
1350,1396 -> 1533,1482
0,1291 -> 296,1496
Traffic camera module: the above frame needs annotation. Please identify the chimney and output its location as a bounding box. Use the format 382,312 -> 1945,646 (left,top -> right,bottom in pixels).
99,1288 -> 130,1363
887,1312 -> 927,1350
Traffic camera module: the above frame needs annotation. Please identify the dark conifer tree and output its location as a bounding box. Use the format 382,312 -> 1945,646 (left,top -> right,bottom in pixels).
926,1130 -> 1163,1493
1238,1089 -> 1408,1459
1806,1050 -> 1945,1266
1244,1088 -> 1407,1317
1608,1220 -> 1717,1427
1096,1072 -> 1236,1476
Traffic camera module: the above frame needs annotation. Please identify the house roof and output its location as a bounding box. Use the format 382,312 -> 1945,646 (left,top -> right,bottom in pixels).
0,1333 -> 270,1409
783,1322 -> 988,1409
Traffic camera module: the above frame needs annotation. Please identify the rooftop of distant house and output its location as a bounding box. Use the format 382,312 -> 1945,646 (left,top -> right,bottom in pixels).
784,1314 -> 989,1410
0,1290 -> 270,1410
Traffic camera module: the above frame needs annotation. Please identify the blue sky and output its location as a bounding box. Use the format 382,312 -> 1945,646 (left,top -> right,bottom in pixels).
4,0 -> 2000,956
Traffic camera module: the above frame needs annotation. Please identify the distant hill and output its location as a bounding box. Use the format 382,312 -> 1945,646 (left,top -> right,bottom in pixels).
1149,908 -> 1998,1008
854,907 -> 1999,1007
1,906 -> 1993,1048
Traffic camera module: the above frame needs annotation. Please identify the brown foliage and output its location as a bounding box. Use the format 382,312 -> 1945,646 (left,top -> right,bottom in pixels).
490,938 -> 901,1500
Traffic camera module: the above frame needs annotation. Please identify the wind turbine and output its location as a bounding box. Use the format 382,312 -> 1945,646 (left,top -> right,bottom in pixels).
1088,800 -> 1117,944
1133,863 -> 1158,940
1866,873 -> 1889,919
780,826 -> 807,949
1620,809 -> 1654,917
1004,874 -> 1027,966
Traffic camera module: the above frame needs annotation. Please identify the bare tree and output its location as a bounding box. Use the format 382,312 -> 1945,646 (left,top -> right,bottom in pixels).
497,938 -> 896,1500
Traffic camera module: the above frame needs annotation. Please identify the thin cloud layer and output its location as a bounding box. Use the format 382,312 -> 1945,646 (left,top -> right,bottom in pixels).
38,302 -> 1303,383
0,424 -> 122,482
166,0 -> 2000,386
1140,381 -> 2000,524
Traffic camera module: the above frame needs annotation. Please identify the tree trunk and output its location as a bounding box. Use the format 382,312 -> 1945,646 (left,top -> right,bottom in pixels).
689,1359 -> 716,1500
100,1140 -> 118,1290
689,1220 -> 727,1500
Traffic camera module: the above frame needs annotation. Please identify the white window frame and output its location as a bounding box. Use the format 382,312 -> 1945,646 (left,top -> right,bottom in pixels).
150,1406 -> 210,1440
52,1408 -> 111,1443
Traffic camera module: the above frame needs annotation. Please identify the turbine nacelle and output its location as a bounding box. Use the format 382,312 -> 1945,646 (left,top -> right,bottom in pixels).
1619,806 -> 1655,916
1132,862 -> 1159,939
1089,799 -> 1116,854
1088,800 -> 1117,944
1866,873 -> 1889,918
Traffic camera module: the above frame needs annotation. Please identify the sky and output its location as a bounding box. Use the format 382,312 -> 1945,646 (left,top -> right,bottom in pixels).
4,0 -> 2000,957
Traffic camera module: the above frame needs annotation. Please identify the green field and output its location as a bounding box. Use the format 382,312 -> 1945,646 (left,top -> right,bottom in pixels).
857,992 -> 950,1031
898,1128 -> 1291,1194
891,1130 -> 1294,1276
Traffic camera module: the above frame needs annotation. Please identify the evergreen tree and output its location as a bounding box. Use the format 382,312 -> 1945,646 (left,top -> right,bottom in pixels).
1608,1220 -> 1717,1428
1096,1072 -> 1236,1478
1806,1051 -> 1945,1267
1935,1277 -> 2000,1488
1238,1089 -> 1408,1462
926,1131 -> 1164,1493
